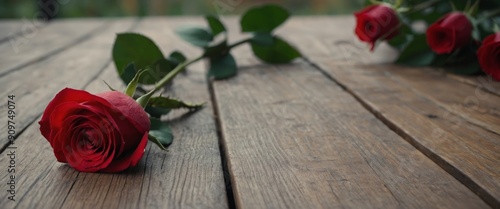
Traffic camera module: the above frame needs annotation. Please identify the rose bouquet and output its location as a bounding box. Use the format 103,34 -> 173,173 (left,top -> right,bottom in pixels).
354,0 -> 500,79
38,4 -> 301,173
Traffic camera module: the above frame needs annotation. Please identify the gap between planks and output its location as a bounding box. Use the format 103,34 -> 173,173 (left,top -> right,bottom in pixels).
0,19 -> 112,78
304,58 -> 499,207
0,20 -> 46,45
0,19 -> 142,155
208,78 -> 237,209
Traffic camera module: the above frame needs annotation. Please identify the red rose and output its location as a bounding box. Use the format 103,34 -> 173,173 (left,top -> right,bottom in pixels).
426,12 -> 473,54
478,32 -> 500,80
354,4 -> 400,50
39,88 -> 150,173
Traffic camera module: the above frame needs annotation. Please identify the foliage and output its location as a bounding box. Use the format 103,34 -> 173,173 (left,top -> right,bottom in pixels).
363,0 -> 500,74
111,4 -> 301,150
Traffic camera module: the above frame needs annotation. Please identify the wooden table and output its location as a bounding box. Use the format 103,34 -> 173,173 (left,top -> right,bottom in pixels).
0,16 -> 499,209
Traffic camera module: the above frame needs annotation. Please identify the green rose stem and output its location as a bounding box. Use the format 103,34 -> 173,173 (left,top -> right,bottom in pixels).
406,0 -> 441,13
477,8 -> 500,22
137,38 -> 254,148
136,37 -> 252,108
136,55 -> 203,107
228,38 -> 252,49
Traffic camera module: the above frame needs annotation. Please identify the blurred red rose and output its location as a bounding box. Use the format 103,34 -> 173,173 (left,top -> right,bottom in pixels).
39,88 -> 150,173
478,32 -> 500,80
426,12 -> 473,54
354,4 -> 400,50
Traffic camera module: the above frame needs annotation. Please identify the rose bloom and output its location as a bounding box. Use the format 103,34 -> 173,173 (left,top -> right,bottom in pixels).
39,88 -> 150,173
426,12 -> 473,54
354,4 -> 400,50
478,32 -> 500,80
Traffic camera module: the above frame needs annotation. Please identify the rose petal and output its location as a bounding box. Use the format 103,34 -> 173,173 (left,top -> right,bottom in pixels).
100,132 -> 149,173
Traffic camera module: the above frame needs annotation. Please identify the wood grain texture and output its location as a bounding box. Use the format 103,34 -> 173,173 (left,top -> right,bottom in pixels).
381,66 -> 500,134
0,18 -> 108,77
0,19 -> 137,149
0,20 -> 42,43
212,43 -> 489,208
281,16 -> 500,206
277,16 -> 398,64
0,19 -> 137,209
1,17 -> 228,209
59,17 -> 228,209
312,62 -> 500,206
0,16 -> 497,209
448,74 -> 500,97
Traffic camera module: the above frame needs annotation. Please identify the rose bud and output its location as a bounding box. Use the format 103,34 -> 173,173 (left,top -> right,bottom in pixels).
39,88 -> 150,173
478,32 -> 500,80
354,4 -> 400,50
426,12 -> 473,54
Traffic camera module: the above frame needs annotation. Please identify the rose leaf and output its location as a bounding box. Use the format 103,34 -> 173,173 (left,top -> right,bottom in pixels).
206,15 -> 226,36
139,58 -> 177,84
120,63 -> 137,84
208,53 -> 238,80
149,96 -> 205,111
395,34 -> 435,66
251,32 -> 275,46
145,106 -> 171,118
168,51 -> 187,65
175,26 -> 214,48
447,62 -> 482,75
148,118 -> 174,150
241,4 -> 289,33
251,36 -> 301,64
113,33 -> 164,82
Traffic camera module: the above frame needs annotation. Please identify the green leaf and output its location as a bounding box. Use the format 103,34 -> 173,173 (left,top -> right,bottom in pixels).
149,96 -> 205,110
139,58 -> 177,84
145,106 -> 172,118
251,32 -> 274,46
387,24 -> 412,50
175,26 -> 213,47
204,36 -> 229,59
447,62 -> 482,75
168,51 -> 187,65
241,4 -> 290,33
209,53 -> 238,79
113,33 -> 164,81
148,118 -> 173,150
399,51 -> 435,66
206,15 -> 226,36
120,63 -> 137,84
432,54 -> 452,67
125,69 -> 145,97
407,10 -> 442,25
396,34 -> 435,66
251,36 -> 301,64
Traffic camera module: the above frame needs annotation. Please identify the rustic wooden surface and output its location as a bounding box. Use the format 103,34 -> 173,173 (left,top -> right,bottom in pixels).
0,16 -> 498,209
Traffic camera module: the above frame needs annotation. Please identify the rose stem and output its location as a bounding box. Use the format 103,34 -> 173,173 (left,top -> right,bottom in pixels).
137,37 -> 254,107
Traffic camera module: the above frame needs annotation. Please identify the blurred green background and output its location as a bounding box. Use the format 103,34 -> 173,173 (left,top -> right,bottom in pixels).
0,0 -> 365,19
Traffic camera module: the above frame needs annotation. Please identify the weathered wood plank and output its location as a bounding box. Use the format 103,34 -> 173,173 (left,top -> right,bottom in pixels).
381,66 -> 500,135
0,18 -> 108,77
309,62 -> 500,206
0,19 -> 42,43
282,16 -> 500,205
0,19 -> 138,209
278,16 -> 398,64
59,17 -> 228,209
212,44 -> 489,208
0,19 -> 137,150
448,74 -> 500,97
1,17 -> 227,209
